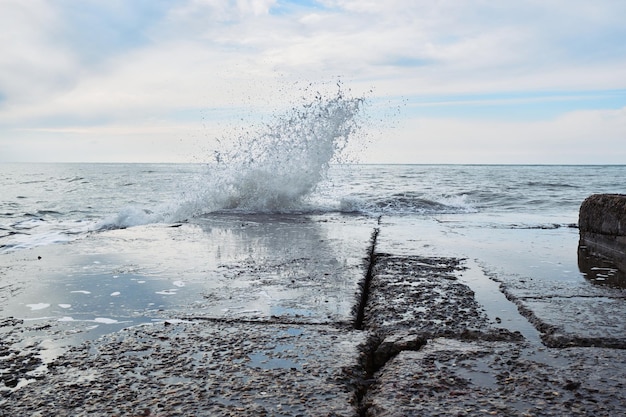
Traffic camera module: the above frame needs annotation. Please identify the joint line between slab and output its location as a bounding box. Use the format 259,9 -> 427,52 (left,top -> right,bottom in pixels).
354,227 -> 379,331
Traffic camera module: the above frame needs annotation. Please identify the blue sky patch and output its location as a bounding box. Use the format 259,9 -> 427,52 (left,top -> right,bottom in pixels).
398,90 -> 626,121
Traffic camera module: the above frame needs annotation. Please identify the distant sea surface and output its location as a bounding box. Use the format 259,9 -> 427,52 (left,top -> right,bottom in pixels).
1,163 -> 624,253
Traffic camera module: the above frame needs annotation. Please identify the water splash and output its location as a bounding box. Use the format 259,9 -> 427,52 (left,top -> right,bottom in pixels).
178,88 -> 365,216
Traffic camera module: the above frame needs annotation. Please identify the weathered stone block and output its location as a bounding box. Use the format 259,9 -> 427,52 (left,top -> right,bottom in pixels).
579,194 -> 626,272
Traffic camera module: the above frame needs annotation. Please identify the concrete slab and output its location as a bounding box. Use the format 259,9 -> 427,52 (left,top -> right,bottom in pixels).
0,213 -> 375,394
2,214 -> 375,326
3,214 -> 372,315
375,216 -> 626,349
364,253 -> 521,342
482,271 -> 626,348
363,338 -> 626,417
3,210 -> 624,416
367,219 -> 531,344
1,321 -> 367,416
478,257 -> 626,348
518,297 -> 626,348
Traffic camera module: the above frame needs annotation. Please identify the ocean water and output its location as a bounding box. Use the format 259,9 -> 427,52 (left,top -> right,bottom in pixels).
1,163 -> 624,254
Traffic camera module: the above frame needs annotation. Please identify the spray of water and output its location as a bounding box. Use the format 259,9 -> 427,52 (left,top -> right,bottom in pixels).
177,87 -> 365,216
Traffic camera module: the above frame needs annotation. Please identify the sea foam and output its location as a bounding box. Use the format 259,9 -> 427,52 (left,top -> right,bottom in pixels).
175,88 -> 365,217
95,87 -> 365,230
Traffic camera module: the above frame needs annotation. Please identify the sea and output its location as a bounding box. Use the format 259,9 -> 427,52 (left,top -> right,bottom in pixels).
1,163 -> 624,253
1,91 -> 625,334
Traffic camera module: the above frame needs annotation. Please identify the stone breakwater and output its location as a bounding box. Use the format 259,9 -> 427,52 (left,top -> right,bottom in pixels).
579,193 -> 626,272
1,214 -> 625,416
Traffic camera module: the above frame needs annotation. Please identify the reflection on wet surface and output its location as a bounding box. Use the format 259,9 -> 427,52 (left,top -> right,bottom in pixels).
458,259 -> 542,345
578,245 -> 626,289
1,214 -> 374,362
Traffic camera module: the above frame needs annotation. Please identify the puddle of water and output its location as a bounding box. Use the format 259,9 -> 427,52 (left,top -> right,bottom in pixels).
284,327 -> 303,336
455,359 -> 499,390
246,327 -> 306,370
6,273 -> 207,326
578,245 -> 626,289
270,306 -> 315,318
1,269 -> 212,369
247,351 -> 301,370
458,258 -> 542,345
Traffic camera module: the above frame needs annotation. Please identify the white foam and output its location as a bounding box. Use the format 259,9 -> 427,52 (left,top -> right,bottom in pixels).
97,204 -> 174,230
26,303 -> 50,311
110,291 -> 121,296
156,289 -> 178,295
165,89 -> 365,220
223,94 -> 356,211
94,317 -> 119,324
435,193 -> 478,213
0,219 -> 96,254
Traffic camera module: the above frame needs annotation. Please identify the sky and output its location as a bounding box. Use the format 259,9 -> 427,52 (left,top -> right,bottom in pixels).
1,0 -> 625,164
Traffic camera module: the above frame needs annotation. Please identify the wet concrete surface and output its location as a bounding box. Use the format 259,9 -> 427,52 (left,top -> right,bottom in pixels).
484,250 -> 626,348
362,217 -> 626,416
363,338 -> 626,417
3,321 -> 365,416
363,253 -> 523,342
1,213 -> 626,415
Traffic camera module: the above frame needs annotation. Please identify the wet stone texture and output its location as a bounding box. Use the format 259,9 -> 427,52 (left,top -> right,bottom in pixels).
0,318 -> 44,391
519,296 -> 626,348
0,215 -> 375,415
491,274 -> 626,348
578,193 -> 626,273
360,221 -> 626,417
363,338 -> 626,417
364,254 -> 521,342
1,321 -> 366,417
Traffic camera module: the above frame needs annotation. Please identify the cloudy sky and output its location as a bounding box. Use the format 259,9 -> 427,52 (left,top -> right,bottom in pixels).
1,0 -> 625,164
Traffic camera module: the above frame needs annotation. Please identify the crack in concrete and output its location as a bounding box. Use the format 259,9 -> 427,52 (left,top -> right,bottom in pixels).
520,295 -> 626,300
352,224 -> 429,417
350,227 -> 555,416
354,228 -> 379,331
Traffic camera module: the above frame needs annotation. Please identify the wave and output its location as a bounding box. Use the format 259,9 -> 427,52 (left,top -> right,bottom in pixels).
28,210 -> 63,217
189,89 -> 364,214
99,87 -> 366,230
525,181 -> 579,189
96,192 -> 476,231
97,206 -> 167,230
0,217 -> 96,253
339,193 -> 477,215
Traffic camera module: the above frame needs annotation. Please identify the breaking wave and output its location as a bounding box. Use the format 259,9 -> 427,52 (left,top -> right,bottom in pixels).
339,192 -> 477,215
98,86 -> 366,229
174,88 -> 365,217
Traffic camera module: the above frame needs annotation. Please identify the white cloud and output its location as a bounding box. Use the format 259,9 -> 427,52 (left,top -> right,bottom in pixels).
236,0 -> 276,15
0,1 -> 79,104
0,0 -> 625,162
363,106 -> 626,164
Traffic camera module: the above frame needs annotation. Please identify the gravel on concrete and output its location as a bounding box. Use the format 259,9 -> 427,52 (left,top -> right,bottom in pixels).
1,320 -> 366,417
363,338 -> 626,417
